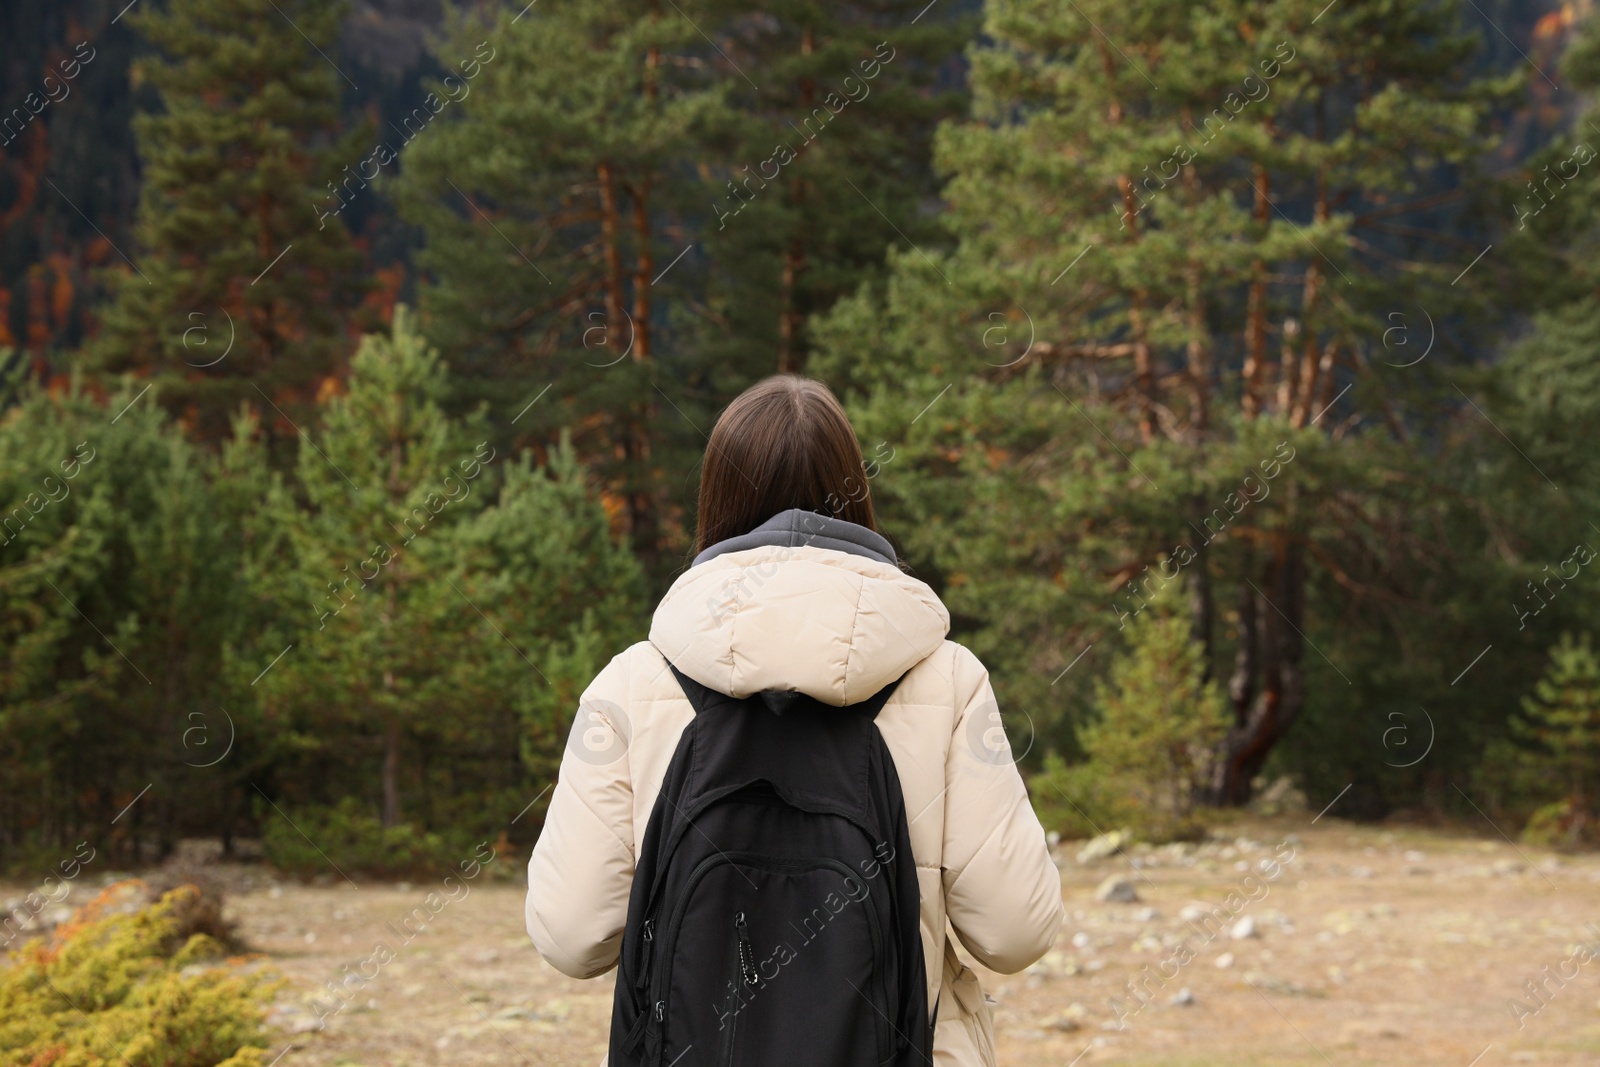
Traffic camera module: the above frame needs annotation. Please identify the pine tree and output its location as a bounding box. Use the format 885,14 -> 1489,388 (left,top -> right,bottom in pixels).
0,375 -> 251,865
256,308 -> 645,829
813,0 -> 1519,803
396,4 -> 967,572
1499,10 -> 1600,502
690,1 -> 967,379
90,0 -> 366,442
261,306 -> 493,828
455,439 -> 649,790
1516,634 -> 1600,822
394,3 -> 727,570
1079,615 -> 1231,830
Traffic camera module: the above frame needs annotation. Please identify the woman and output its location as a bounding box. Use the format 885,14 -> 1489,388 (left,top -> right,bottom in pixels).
526,375 -> 1064,1066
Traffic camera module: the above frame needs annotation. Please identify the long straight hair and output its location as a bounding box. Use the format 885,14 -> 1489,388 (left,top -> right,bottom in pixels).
694,375 -> 877,555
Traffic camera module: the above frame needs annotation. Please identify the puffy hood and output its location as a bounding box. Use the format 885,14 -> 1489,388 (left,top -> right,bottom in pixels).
649,509 -> 950,706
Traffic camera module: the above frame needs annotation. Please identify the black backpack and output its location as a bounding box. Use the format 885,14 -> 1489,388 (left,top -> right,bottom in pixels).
608,662 -> 932,1067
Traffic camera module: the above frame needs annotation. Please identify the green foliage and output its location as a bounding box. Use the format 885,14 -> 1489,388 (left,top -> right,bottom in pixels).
1062,614 -> 1229,840
0,883 -> 278,1067
1521,799 -> 1591,851
260,798 -> 468,879
813,0 -> 1527,811
91,0 -> 367,440
455,441 -> 649,787
6,0 -> 1600,865
1028,754 -> 1139,841
1083,616 -> 1231,815
0,375 -> 261,866
1513,635 -> 1600,847
251,308 -> 646,833
2,312 -> 643,864
689,0 -> 968,380
393,1 -> 725,558
394,2 -> 966,571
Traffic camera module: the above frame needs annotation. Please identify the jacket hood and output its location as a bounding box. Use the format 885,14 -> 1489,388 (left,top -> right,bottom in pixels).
649,509 -> 951,706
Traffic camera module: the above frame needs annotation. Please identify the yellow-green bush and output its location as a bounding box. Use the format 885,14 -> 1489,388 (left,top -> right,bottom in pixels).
1031,615 -> 1230,844
0,882 -> 279,1067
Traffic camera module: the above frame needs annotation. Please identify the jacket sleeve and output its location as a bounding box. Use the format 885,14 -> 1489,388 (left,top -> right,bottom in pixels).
940,645 -> 1065,974
525,646 -> 639,979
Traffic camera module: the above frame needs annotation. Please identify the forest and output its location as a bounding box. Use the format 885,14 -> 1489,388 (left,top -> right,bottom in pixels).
3,0 -> 1600,879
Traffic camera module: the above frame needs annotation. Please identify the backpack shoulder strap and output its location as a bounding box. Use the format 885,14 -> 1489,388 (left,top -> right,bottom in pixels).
665,662 -> 716,715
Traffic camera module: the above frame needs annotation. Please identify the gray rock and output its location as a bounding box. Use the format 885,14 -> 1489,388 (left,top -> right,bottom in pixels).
1077,830 -> 1132,864
1094,876 -> 1140,903
1229,916 -> 1258,940
1169,988 -> 1195,1006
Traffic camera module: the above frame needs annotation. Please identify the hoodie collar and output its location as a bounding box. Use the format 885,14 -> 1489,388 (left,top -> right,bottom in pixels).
692,508 -> 897,569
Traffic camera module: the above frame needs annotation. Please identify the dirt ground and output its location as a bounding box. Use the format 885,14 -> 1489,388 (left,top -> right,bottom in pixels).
15,816 -> 1600,1067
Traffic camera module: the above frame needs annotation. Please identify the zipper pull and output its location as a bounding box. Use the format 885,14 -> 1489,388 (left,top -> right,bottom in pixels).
734,911 -> 758,987
654,1000 -> 664,1022
636,918 -> 655,989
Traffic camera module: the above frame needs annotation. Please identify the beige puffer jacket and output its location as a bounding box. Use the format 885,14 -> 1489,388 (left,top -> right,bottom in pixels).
526,512 -> 1065,1066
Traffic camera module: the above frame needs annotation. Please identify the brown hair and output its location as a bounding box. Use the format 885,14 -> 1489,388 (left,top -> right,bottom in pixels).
694,375 -> 877,554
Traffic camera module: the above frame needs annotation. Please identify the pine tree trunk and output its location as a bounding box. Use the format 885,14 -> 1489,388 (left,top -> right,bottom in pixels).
1180,108 -> 1210,438
631,182 -> 653,362
595,161 -> 657,566
596,163 -> 626,343
1241,166 -> 1271,418
778,243 -> 802,373
628,178 -> 659,570
1277,315 -> 1299,414
1214,540 -> 1308,804
1291,166 -> 1332,427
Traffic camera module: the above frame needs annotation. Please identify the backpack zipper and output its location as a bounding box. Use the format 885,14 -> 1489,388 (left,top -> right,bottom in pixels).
734,911 -> 758,988
649,853 -> 729,1062
636,918 -> 655,990
719,911 -> 753,1067
649,850 -> 897,1065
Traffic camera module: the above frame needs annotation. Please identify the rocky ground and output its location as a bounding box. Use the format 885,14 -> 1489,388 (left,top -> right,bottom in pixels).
9,816 -> 1600,1066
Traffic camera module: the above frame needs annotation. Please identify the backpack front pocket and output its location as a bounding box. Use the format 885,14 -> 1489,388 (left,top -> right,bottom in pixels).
653,853 -> 891,1067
